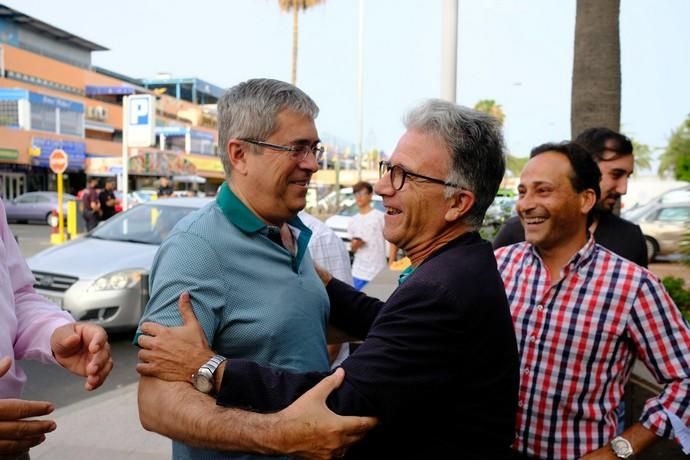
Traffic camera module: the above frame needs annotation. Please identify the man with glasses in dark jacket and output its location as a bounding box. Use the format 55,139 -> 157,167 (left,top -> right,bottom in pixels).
137,99 -> 520,459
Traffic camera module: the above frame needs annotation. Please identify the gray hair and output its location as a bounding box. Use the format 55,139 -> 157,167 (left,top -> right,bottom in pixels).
217,78 -> 319,179
403,99 -> 505,229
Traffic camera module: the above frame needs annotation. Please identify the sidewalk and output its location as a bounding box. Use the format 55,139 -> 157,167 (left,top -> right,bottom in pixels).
29,268 -> 400,459
32,383 -> 170,459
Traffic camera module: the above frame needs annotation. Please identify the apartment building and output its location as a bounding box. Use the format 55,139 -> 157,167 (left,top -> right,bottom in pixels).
0,3 -> 224,201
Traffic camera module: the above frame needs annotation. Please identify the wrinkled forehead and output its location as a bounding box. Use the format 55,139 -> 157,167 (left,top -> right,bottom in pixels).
390,129 -> 450,173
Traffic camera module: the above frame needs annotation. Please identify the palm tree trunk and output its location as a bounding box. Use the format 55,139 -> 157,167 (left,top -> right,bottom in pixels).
571,0 -> 621,137
291,5 -> 299,84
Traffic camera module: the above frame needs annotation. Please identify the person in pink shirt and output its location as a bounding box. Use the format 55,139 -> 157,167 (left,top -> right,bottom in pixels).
0,198 -> 113,458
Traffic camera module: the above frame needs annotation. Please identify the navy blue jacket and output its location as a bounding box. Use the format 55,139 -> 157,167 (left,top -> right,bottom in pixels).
218,232 -> 519,459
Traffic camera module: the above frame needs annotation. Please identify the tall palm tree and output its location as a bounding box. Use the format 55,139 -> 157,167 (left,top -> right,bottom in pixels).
278,0 -> 324,85
473,99 -> 505,126
474,99 -> 527,176
659,114 -> 690,180
571,0 -> 621,137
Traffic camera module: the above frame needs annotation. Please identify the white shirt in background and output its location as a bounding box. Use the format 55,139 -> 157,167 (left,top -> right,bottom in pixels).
298,211 -> 353,286
348,209 -> 386,282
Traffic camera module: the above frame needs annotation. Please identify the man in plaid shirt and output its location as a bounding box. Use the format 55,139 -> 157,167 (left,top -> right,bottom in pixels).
495,141 -> 690,460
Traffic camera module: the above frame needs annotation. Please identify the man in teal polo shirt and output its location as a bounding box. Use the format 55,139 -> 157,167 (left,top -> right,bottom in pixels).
136,79 -> 375,459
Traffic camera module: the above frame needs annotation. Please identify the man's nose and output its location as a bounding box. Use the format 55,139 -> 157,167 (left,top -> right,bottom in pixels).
516,195 -> 533,214
374,175 -> 391,196
615,177 -> 629,196
300,152 -> 319,172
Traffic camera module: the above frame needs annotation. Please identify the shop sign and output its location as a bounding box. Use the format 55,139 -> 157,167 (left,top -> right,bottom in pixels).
188,156 -> 223,173
128,151 -> 197,176
0,148 -> 19,160
84,156 -> 122,176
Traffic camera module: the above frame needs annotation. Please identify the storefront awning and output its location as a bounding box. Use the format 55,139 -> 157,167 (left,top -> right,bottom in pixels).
173,175 -> 207,184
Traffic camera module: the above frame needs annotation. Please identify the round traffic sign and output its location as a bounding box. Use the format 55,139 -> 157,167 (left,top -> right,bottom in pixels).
49,149 -> 68,174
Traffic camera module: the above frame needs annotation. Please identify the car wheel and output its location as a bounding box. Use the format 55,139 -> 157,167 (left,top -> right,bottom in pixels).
645,237 -> 658,263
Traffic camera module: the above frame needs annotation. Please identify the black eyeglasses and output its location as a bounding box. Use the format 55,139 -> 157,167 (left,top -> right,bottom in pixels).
378,160 -> 461,191
240,138 -> 325,162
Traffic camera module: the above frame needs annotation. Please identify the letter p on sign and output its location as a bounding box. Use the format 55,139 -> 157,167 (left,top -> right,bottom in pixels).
130,97 -> 150,125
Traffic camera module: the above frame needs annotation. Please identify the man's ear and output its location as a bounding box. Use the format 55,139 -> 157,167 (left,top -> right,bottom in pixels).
444,190 -> 475,223
227,139 -> 249,176
580,188 -> 597,215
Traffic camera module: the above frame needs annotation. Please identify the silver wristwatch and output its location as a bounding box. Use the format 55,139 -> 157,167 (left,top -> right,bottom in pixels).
191,354 -> 227,394
610,436 -> 634,459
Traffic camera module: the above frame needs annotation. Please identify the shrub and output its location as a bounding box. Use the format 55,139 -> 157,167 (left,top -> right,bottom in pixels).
662,276 -> 690,323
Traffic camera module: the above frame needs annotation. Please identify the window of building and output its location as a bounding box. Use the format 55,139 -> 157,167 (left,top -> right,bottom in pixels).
60,108 -> 83,136
0,100 -> 20,127
30,102 -> 56,132
190,137 -> 214,155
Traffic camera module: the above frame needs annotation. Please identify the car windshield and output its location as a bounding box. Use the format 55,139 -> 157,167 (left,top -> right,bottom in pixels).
89,204 -> 196,245
337,200 -> 385,217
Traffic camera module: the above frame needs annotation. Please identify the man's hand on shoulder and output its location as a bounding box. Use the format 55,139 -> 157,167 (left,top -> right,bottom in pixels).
271,368 -> 378,460
50,323 -> 113,390
0,357 -> 57,455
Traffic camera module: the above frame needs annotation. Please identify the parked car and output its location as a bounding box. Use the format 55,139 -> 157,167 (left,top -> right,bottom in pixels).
625,201 -> 690,261
27,197 -> 212,331
483,195 -> 517,227
4,191 -> 76,224
623,184 -> 690,221
315,187 -> 354,214
325,195 -> 385,252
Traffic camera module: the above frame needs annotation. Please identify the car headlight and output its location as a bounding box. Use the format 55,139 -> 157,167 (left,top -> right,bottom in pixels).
87,269 -> 145,292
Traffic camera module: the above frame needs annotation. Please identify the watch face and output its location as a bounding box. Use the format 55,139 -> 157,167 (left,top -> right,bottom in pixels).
611,438 -> 633,457
192,369 -> 213,393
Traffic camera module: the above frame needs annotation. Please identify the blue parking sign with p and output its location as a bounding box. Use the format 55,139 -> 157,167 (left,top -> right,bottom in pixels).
129,97 -> 150,125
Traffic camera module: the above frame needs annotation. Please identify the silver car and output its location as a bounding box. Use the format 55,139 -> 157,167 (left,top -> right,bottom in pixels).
625,201 -> 690,261
27,197 -> 212,331
4,191 -> 75,224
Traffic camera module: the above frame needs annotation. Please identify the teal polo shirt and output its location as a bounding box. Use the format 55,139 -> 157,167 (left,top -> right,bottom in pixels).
138,183 -> 330,460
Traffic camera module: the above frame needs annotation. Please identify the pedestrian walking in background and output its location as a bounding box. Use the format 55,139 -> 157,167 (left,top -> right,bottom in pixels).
98,179 -> 117,222
158,177 -> 174,198
348,181 -> 386,290
81,177 -> 101,231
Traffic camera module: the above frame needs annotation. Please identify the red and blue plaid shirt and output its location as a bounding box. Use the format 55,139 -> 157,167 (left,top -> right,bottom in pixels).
495,237 -> 690,459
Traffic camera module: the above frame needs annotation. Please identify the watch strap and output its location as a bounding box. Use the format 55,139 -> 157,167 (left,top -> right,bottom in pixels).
202,354 -> 227,375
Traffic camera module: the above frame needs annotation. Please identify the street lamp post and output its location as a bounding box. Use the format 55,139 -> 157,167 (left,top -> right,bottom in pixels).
441,0 -> 458,102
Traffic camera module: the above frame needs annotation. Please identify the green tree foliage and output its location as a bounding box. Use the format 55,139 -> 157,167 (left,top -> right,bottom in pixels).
630,138 -> 652,171
662,276 -> 690,323
659,114 -> 690,180
473,99 -> 505,126
681,230 -> 690,267
506,154 -> 528,177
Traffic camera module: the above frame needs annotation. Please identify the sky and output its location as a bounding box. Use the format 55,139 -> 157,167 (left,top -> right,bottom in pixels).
6,0 -> 690,164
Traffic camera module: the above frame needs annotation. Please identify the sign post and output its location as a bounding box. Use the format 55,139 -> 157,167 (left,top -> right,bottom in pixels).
49,149 -> 68,244
121,95 -> 156,210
